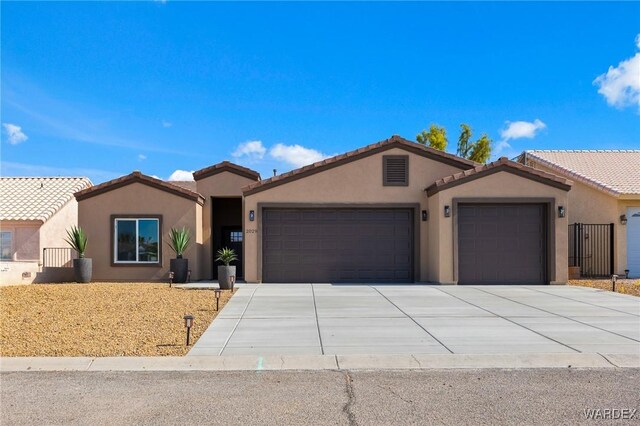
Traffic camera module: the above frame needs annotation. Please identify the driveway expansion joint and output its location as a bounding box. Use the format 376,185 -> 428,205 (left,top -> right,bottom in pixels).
475,287 -> 640,343
369,285 -> 454,354
523,286 -> 640,317
432,286 -> 582,353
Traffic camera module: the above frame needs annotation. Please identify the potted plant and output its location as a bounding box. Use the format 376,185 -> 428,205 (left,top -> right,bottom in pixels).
168,227 -> 191,283
65,226 -> 91,283
216,247 -> 238,290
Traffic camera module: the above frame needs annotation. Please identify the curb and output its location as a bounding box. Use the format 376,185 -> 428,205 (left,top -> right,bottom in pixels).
1,353 -> 638,372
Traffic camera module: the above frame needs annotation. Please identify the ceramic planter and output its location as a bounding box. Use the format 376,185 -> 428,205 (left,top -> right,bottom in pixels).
73,258 -> 92,283
170,258 -> 189,283
218,265 -> 236,290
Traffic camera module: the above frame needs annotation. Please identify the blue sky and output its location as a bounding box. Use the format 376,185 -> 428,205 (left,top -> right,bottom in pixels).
2,2 -> 639,184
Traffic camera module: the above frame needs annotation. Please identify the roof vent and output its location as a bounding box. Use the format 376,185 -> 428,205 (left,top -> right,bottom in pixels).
383,155 -> 409,186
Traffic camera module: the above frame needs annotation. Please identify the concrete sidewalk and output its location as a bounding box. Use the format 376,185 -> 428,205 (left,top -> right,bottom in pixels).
2,352 -> 639,372
189,284 -> 640,356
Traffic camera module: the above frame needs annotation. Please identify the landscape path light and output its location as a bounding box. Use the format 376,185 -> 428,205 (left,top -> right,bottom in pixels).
214,289 -> 222,311
183,314 -> 194,346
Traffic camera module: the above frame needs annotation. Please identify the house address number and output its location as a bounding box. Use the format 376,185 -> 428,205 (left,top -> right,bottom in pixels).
245,229 -> 258,234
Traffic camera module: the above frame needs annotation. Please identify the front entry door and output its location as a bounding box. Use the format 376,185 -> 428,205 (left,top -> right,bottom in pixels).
221,227 -> 243,279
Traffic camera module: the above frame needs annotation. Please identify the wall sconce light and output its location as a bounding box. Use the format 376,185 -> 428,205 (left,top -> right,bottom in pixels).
421,210 -> 428,221
444,205 -> 451,218
249,210 -> 255,222
558,206 -> 565,218
620,214 -> 627,225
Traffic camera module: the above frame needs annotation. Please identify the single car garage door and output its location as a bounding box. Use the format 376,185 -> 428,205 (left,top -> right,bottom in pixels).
458,204 -> 547,285
262,208 -> 414,283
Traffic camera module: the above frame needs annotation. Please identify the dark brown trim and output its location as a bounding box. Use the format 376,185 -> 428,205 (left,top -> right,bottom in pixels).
110,214 -> 163,267
255,202 -> 421,283
451,198 -> 555,285
426,161 -> 572,196
242,135 -> 476,196
382,155 -> 409,187
193,161 -> 261,182
76,172 -> 204,205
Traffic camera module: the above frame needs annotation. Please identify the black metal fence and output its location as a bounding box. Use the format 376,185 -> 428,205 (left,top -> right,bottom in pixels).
568,223 -> 614,278
42,247 -> 76,268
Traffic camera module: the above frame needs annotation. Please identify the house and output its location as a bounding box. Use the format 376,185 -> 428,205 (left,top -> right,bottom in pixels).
0,177 -> 92,285
520,150 -> 640,278
75,135 -> 573,285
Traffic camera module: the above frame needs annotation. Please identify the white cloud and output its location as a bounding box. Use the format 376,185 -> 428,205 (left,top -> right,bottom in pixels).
269,143 -> 329,168
493,140 -> 513,156
500,119 -> 546,141
593,34 -> 640,112
162,120 -> 172,128
232,140 -> 266,161
2,123 -> 28,145
138,154 -> 147,161
167,169 -> 194,181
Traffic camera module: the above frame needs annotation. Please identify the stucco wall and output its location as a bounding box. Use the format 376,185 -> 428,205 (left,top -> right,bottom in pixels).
40,197 -> 79,256
0,221 -> 41,262
529,161 -> 640,274
78,182 -> 203,281
0,261 -> 41,286
428,171 -> 569,284
243,147 -> 466,282
196,171 -> 257,279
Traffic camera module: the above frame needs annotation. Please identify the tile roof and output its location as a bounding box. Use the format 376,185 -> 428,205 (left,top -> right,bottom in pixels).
0,177 -> 92,222
74,171 -> 205,205
425,157 -> 572,196
522,150 -> 640,196
242,135 -> 478,195
168,180 -> 198,192
193,161 -> 261,181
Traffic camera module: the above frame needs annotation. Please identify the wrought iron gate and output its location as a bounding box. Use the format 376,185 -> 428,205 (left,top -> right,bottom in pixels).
568,223 -> 614,278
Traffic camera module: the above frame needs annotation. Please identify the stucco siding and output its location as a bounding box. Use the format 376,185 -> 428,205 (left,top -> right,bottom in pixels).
429,171 -> 569,284
78,182 -> 202,281
40,197 -> 79,256
243,147 -> 466,282
530,162 -> 640,274
196,171 -> 257,279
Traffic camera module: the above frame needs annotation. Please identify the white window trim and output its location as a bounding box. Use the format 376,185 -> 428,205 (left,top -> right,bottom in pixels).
0,230 -> 13,261
113,218 -> 160,264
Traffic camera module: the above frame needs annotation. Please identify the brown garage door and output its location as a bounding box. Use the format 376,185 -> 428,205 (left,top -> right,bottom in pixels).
458,204 -> 547,285
262,208 -> 414,283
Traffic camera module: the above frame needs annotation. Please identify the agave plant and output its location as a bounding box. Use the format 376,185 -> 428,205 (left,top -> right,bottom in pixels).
65,226 -> 88,258
168,227 -> 191,259
215,247 -> 237,266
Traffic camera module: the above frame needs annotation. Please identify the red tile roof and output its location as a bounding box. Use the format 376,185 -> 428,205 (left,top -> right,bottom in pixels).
193,161 -> 261,182
242,135 -> 478,195
425,157 -> 572,196
74,171 -> 205,205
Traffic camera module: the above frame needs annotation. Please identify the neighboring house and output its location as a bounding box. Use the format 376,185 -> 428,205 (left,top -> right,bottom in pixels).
0,177 -> 93,285
76,136 -> 573,285
520,150 -> 640,278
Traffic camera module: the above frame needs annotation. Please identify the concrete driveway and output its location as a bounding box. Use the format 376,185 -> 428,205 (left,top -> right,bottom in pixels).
188,284 -> 640,356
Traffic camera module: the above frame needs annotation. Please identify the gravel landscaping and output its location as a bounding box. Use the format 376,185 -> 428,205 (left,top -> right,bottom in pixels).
0,283 -> 232,357
569,278 -> 640,297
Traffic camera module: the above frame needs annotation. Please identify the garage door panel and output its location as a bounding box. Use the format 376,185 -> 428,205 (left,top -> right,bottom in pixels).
263,208 -> 414,283
458,204 -> 546,285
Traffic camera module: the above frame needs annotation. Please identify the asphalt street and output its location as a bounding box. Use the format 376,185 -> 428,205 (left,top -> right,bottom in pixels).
2,369 -> 639,425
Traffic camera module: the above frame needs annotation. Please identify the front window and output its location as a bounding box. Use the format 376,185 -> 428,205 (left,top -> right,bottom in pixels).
114,218 -> 160,264
0,231 -> 12,261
